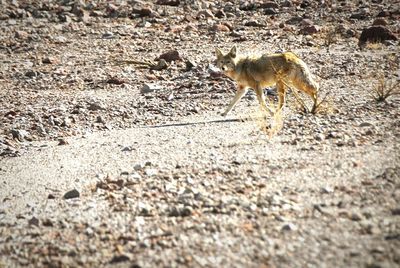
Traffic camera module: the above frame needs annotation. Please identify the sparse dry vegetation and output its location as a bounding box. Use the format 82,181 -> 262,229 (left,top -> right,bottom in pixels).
370,75 -> 400,102
323,27 -> 337,52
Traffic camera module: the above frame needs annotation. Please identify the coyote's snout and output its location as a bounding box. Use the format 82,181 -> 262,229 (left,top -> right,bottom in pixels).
215,46 -> 319,116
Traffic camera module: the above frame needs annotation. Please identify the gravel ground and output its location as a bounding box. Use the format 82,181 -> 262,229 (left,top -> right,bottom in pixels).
0,0 -> 399,267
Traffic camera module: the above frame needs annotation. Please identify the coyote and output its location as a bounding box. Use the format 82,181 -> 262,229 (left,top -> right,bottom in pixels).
215,46 -> 319,116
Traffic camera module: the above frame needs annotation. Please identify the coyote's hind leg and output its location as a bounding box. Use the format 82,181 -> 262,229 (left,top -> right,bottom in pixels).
255,86 -> 274,116
277,80 -> 286,111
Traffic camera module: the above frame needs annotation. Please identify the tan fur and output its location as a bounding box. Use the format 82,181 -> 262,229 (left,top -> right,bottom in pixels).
216,46 -> 319,116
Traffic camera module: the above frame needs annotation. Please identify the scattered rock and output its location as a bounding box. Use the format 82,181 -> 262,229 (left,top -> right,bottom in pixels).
168,206 -> 192,217
102,32 -> 114,39
359,122 -> 373,127
11,129 -> 29,142
184,60 -> 196,71
151,59 -> 168,71
158,50 -> 181,62
15,30 -> 29,39
156,0 -> 180,6
358,26 -> 397,48
260,1 -> 279,9
25,70 -> 38,78
264,8 -> 278,15
42,56 -> 57,64
391,208 -> 400,216
196,10 -> 214,19
58,138 -> 68,145
132,7 -> 154,17
286,16 -> 303,25
350,212 -> 363,221
53,36 -> 67,43
110,255 -> 130,263
28,217 -> 39,226
88,102 -> 105,111
321,186 -> 334,194
141,83 -> 162,94
214,9 -> 226,18
63,189 -> 80,199
106,77 -> 126,85
42,219 -> 53,227
96,115 -> 106,124
211,23 -> 230,32
372,18 -> 388,26
377,10 -> 390,17
301,25 -> 320,35
281,223 -> 298,232
244,20 -> 266,27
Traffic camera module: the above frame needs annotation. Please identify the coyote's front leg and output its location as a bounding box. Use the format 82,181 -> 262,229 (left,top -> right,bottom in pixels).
222,85 -> 248,116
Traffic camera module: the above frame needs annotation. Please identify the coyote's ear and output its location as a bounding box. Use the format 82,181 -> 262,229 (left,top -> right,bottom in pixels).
215,48 -> 223,58
229,46 -> 237,58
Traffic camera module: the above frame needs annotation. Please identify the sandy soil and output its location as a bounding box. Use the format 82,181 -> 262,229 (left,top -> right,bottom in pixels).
0,0 -> 399,267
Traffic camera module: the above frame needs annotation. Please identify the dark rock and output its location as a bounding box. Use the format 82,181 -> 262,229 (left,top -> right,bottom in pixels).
96,115 -> 106,124
184,60 -> 196,71
110,255 -> 130,263
156,0 -> 180,6
63,189 -> 80,199
350,12 -> 368,20
42,219 -> 53,227
132,7 -> 154,17
372,18 -> 388,26
281,223 -> 298,231
88,102 -> 104,111
300,0 -> 311,8
58,138 -> 68,145
239,2 -> 257,11
358,26 -> 397,48
158,50 -> 181,62
260,2 -> 279,9
244,20 -> 266,27
28,217 -> 39,226
102,32 -> 114,39
301,25 -> 319,35
377,10 -> 390,17
168,206 -> 192,217
215,9 -> 226,18
286,16 -> 303,25
392,208 -> 400,216
345,29 -> 356,38
42,56 -> 57,64
264,8 -> 278,15
106,3 -> 119,18
25,70 -> 38,78
106,77 -> 126,85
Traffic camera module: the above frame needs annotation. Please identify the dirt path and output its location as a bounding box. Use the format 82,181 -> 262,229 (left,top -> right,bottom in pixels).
1,111 -> 399,267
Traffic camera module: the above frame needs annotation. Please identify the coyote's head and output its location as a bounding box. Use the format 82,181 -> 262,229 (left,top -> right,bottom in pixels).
215,46 -> 237,72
